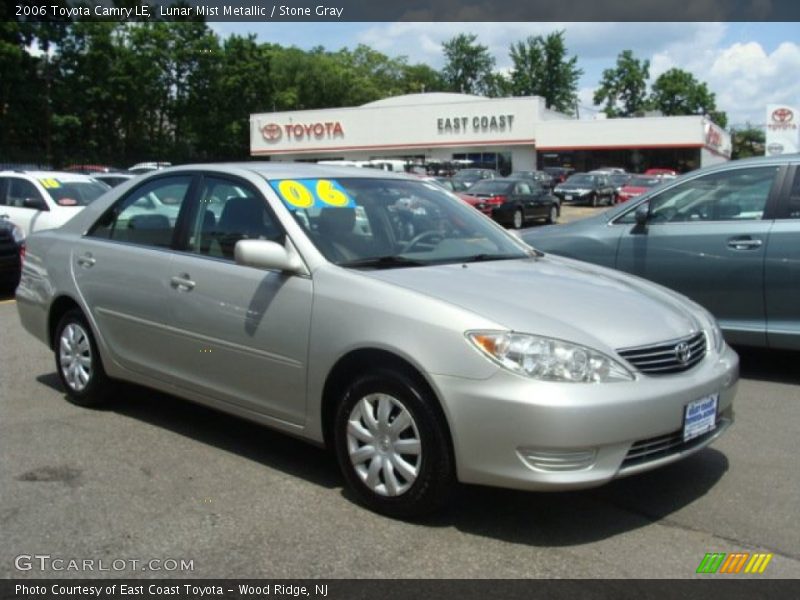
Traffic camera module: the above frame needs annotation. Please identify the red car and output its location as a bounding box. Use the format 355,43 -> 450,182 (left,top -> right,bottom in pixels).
458,192 -> 493,216
643,168 -> 678,178
617,175 -> 664,202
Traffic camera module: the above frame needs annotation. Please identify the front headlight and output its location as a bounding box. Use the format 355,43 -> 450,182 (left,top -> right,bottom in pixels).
466,331 -> 634,383
706,314 -> 725,353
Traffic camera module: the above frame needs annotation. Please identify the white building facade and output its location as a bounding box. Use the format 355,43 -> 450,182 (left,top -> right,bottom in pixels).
250,93 -> 731,174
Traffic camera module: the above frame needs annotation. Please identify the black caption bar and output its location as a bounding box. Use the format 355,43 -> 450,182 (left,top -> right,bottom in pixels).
2,580 -> 800,600
9,0 -> 800,21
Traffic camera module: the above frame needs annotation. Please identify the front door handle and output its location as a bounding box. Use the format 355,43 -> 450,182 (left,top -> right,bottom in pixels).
77,253 -> 96,268
170,274 -> 196,291
727,237 -> 763,250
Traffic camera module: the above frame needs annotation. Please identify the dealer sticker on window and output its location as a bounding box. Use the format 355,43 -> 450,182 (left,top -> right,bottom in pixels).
683,393 -> 718,442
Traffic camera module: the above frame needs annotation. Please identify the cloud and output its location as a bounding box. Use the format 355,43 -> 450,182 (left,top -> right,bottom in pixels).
651,33 -> 800,126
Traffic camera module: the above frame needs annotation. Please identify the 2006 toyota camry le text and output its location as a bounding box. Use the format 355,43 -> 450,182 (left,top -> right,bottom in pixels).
16,163 -> 738,517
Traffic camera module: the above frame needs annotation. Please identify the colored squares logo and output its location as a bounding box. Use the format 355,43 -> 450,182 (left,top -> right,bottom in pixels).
696,552 -> 773,574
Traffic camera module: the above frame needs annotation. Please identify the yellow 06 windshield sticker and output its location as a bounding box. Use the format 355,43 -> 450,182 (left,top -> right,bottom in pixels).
39,178 -> 61,189
271,179 -> 355,210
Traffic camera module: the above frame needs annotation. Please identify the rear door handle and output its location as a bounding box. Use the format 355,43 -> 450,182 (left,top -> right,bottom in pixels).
727,237 -> 763,250
170,274 -> 196,291
77,254 -> 96,268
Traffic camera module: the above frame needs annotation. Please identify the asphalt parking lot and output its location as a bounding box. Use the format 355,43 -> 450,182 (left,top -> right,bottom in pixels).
1,204 -> 799,579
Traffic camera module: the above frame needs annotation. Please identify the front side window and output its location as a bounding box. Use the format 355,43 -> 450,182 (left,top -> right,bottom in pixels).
188,177 -> 283,260
647,166 -> 778,223
783,169 -> 800,219
89,176 -> 192,248
269,177 -> 530,266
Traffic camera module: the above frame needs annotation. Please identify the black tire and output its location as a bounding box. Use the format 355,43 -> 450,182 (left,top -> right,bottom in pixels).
511,208 -> 524,229
546,204 -> 558,224
591,193 -> 598,207
333,368 -> 455,518
54,309 -> 111,407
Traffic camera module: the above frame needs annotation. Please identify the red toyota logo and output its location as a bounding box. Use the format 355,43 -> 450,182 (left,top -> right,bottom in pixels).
261,123 -> 283,142
772,108 -> 794,123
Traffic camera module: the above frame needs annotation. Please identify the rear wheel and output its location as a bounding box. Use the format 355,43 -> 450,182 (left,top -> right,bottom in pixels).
54,309 -> 111,407
333,369 -> 455,518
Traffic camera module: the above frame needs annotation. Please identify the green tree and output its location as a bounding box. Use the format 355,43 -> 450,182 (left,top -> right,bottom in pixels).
441,33 -> 496,96
508,31 -> 582,114
400,63 -> 446,94
593,50 -> 650,117
649,68 -> 727,127
0,19 -> 45,165
731,125 -> 765,159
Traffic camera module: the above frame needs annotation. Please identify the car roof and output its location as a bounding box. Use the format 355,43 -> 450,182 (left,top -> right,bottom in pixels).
158,162 -> 420,181
0,170 -> 102,181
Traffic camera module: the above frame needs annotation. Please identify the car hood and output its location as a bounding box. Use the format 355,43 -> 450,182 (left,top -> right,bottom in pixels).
360,256 -> 702,351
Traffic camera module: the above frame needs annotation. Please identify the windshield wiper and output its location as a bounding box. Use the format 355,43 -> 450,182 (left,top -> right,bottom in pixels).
338,255 -> 427,269
458,252 -> 533,263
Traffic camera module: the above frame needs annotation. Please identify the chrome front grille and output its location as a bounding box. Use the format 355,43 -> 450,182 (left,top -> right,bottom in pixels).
617,332 -> 706,375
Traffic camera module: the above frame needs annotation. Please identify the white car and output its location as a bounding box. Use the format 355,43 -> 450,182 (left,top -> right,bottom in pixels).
0,171 -> 109,235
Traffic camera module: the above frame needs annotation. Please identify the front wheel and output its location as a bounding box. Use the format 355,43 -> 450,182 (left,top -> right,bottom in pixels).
546,204 -> 558,224
54,309 -> 111,407
333,369 -> 455,518
590,194 -> 598,207
511,208 -> 524,229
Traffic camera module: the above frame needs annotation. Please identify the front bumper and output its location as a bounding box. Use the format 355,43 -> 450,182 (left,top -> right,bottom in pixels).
432,344 -> 738,491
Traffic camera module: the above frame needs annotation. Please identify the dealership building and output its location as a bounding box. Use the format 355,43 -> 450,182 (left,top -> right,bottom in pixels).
250,93 -> 731,174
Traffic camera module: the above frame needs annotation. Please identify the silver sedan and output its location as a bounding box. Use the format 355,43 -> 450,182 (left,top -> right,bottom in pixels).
16,163 -> 738,517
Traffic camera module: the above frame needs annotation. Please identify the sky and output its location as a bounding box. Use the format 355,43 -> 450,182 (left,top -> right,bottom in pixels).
210,21 -> 800,128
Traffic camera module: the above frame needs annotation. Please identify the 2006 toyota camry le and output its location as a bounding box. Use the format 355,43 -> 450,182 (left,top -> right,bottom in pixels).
16,163 -> 738,517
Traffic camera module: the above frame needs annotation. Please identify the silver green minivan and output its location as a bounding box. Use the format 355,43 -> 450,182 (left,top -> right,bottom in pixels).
522,155 -> 800,351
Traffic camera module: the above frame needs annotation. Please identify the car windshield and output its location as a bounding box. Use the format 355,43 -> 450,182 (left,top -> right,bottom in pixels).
628,176 -> 662,187
565,174 -> 593,185
268,177 -> 531,268
467,180 -> 512,195
48,180 -> 109,206
453,170 -> 484,181
609,174 -> 629,186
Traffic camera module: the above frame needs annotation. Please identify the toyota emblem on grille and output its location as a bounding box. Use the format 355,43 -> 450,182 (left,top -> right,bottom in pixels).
675,342 -> 692,364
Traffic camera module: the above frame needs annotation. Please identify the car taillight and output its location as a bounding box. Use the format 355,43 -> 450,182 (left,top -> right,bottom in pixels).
486,195 -> 507,206
19,244 -> 26,263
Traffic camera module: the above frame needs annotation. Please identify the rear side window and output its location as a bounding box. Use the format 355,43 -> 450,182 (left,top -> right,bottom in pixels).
89,176 -> 192,249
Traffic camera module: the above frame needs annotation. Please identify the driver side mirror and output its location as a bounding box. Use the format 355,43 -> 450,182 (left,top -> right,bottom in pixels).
234,239 -> 306,275
633,204 -> 649,233
23,197 -> 48,211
